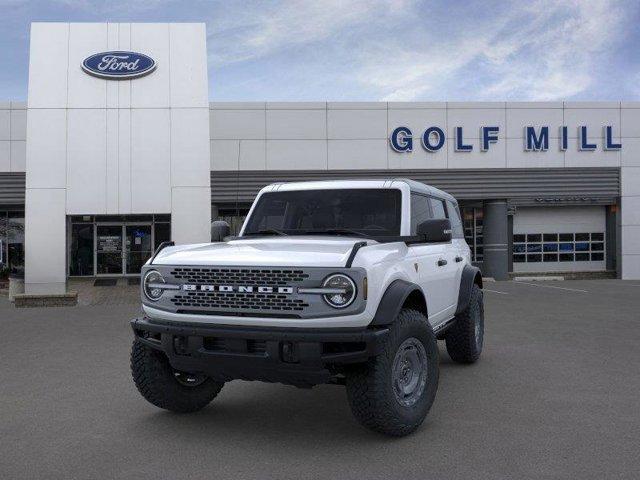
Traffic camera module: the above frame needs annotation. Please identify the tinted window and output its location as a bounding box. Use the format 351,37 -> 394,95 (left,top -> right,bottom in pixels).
410,194 -> 431,234
244,189 -> 402,236
512,231 -> 605,265
445,200 -> 464,239
430,198 -> 447,219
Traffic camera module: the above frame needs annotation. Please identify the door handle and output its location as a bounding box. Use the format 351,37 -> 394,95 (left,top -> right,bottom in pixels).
437,258 -> 447,267
455,256 -> 463,263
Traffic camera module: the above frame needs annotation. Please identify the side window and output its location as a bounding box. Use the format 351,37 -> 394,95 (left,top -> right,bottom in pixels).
410,194 -> 431,234
430,198 -> 447,220
446,200 -> 464,239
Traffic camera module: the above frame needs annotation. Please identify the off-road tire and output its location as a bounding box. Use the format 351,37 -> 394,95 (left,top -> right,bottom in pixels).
445,283 -> 484,363
131,340 -> 224,413
345,309 -> 439,436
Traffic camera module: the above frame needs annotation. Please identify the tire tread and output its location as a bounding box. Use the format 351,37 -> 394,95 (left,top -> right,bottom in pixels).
445,284 -> 484,363
346,309 -> 439,436
131,340 -> 224,413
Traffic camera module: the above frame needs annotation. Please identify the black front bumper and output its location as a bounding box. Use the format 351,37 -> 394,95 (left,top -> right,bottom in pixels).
131,317 -> 389,387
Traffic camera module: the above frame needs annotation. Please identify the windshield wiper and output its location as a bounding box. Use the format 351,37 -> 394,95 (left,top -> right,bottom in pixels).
244,229 -> 288,236
300,228 -> 371,238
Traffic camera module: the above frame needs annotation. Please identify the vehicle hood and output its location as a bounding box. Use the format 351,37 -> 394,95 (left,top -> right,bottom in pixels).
151,236 -> 370,268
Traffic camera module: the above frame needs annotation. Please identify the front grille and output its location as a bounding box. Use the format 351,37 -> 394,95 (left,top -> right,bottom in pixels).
149,265 -> 364,319
170,291 -> 310,312
170,267 -> 309,286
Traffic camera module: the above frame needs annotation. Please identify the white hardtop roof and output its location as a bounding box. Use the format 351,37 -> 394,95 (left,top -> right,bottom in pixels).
262,179 -> 457,203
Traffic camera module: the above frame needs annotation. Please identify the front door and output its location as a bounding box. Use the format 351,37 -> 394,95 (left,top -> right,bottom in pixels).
96,225 -> 124,275
125,225 -> 153,274
409,243 -> 456,325
95,224 -> 153,276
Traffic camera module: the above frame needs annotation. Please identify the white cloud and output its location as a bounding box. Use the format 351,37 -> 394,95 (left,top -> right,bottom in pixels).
479,0 -> 625,100
36,0 -> 174,11
356,0 -> 627,101
208,0 -> 630,100
208,0 -> 413,66
360,35 -> 490,101
8,0 -> 628,101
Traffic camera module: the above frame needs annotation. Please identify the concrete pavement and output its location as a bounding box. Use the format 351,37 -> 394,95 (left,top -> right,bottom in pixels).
1,280 -> 639,479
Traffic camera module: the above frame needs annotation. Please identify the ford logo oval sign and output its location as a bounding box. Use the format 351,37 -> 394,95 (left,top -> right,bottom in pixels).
82,51 -> 156,80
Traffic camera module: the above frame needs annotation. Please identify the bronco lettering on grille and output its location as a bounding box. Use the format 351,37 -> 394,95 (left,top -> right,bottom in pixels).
182,285 -> 294,294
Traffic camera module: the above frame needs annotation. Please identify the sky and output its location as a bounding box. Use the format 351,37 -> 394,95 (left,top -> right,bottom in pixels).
0,0 -> 639,102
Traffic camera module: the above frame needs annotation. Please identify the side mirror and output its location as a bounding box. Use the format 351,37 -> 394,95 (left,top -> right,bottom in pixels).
211,220 -> 231,242
417,218 -> 452,243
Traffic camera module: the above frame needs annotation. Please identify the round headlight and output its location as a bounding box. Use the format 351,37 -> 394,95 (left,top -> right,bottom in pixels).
322,274 -> 356,308
143,270 -> 165,301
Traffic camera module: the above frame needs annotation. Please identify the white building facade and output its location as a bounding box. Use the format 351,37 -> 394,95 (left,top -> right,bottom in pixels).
0,22 -> 639,294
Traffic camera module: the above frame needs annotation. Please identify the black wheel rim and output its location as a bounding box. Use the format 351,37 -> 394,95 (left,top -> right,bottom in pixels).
173,370 -> 207,387
392,337 -> 428,407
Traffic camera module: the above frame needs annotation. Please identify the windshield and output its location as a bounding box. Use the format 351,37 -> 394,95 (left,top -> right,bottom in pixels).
243,189 -> 402,237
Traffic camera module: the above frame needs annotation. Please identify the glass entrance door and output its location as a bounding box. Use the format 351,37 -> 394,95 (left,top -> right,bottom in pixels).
69,216 -> 169,278
95,224 -> 153,276
125,225 -> 152,274
96,225 -> 124,275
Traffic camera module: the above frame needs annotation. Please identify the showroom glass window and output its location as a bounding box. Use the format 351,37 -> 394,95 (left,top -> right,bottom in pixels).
0,211 -> 6,274
69,219 -> 94,276
0,211 -> 25,275
153,215 -> 171,250
461,207 -> 483,262
217,206 -> 250,236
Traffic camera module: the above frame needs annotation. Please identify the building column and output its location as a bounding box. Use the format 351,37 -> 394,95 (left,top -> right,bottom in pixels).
606,205 -> 617,273
482,200 -> 509,280
24,188 -> 67,294
171,187 -> 212,245
621,166 -> 640,279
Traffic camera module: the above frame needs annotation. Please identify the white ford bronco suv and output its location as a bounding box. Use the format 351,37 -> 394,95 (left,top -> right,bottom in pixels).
130,179 -> 484,436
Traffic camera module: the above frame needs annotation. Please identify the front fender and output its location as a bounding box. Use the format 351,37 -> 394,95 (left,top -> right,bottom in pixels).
455,264 -> 482,315
370,279 -> 425,326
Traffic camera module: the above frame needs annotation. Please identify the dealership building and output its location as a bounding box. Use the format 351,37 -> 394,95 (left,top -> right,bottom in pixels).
1,22 -> 640,296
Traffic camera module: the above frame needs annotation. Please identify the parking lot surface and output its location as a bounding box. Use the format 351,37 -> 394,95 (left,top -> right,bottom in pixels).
1,280 -> 639,480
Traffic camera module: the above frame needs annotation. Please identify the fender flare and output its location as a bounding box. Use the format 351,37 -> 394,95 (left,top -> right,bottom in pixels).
455,264 -> 483,315
370,279 -> 427,326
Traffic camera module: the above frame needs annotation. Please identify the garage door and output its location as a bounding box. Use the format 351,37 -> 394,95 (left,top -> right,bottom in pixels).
513,206 -> 606,273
